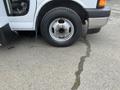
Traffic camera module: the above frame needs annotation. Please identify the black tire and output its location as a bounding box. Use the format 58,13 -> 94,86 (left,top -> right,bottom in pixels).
87,28 -> 101,34
40,7 -> 82,47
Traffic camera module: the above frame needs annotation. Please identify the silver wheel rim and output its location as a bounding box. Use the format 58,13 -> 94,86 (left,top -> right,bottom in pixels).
49,18 -> 75,42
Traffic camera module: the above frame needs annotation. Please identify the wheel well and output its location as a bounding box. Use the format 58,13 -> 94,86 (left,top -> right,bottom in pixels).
36,0 -> 89,32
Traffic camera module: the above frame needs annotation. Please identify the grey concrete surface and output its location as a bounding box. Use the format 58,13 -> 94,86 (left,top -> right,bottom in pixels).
0,0 -> 120,90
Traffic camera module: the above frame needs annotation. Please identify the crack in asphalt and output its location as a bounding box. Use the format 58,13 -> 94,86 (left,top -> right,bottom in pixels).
71,38 -> 91,90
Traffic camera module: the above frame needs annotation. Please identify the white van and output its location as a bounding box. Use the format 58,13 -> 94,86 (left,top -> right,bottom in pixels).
0,0 -> 111,47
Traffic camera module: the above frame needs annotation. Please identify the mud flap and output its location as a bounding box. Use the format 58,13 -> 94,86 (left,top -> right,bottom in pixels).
82,20 -> 89,38
0,24 -> 18,46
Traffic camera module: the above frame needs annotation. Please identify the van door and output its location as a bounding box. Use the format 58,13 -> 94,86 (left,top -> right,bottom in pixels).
0,0 -> 9,28
4,0 -> 37,31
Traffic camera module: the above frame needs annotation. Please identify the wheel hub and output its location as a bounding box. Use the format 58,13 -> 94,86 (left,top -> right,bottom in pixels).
49,18 -> 75,42
59,28 -> 65,33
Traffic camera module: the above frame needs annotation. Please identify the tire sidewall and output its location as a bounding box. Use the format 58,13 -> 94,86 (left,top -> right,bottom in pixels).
41,7 -> 82,47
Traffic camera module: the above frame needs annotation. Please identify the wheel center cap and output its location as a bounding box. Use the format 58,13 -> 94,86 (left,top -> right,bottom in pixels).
59,28 -> 65,33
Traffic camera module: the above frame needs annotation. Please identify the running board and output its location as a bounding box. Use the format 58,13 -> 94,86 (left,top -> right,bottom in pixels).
0,24 -> 18,46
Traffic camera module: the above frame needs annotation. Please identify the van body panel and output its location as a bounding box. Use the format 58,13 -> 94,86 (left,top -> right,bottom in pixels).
0,0 -> 110,31
0,1 -> 9,28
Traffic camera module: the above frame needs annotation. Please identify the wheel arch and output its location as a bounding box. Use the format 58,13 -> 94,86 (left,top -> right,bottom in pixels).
34,0 -> 89,33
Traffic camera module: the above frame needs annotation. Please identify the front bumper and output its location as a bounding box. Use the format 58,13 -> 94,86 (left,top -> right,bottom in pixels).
88,17 -> 109,29
86,7 -> 111,29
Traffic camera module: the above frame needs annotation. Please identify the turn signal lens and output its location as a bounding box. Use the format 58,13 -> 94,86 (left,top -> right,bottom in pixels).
98,0 -> 106,8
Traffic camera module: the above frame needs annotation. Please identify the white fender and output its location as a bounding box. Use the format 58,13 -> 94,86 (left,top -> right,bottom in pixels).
33,0 -> 87,29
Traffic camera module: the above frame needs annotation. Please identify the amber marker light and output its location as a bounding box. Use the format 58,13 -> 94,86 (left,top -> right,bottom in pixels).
97,0 -> 107,8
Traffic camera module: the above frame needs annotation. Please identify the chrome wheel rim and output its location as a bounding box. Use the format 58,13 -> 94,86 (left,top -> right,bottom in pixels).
49,18 -> 75,42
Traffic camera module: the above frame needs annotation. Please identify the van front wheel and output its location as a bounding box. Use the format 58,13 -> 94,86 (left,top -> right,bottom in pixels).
41,7 -> 82,47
